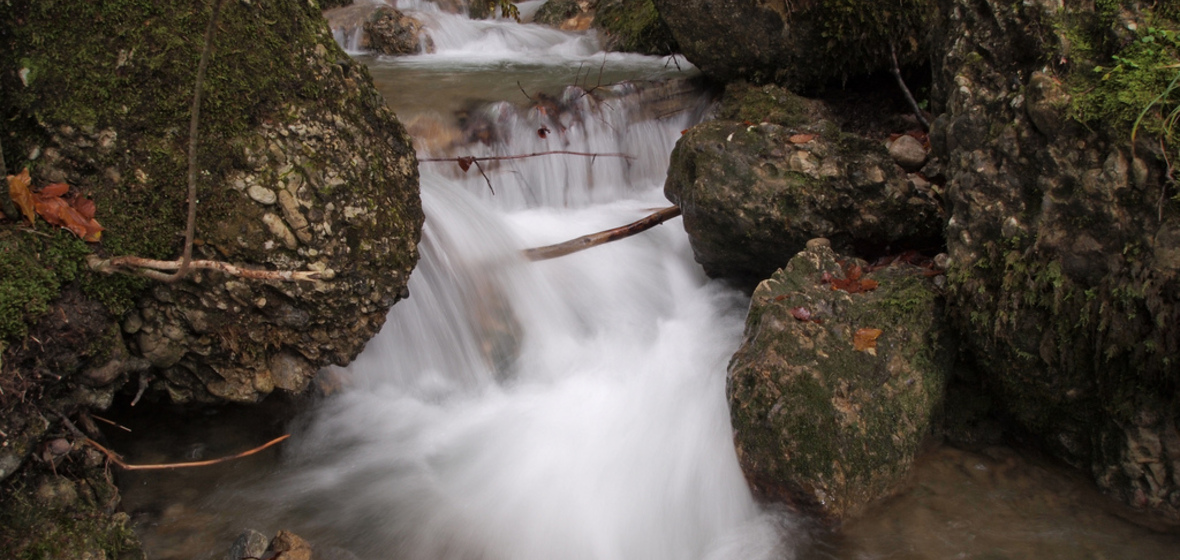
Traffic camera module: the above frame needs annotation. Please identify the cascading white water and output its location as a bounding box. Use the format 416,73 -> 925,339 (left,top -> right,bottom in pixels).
218,5 -> 795,559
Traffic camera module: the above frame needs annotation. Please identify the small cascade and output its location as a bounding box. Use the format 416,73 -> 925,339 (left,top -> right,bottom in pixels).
153,6 -> 794,560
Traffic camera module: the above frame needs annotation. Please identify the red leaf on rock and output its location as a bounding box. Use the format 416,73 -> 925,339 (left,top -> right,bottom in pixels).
789,306 -> 812,321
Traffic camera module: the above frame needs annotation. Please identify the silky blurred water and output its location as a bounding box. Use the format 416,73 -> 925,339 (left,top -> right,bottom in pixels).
110,3 -> 1180,560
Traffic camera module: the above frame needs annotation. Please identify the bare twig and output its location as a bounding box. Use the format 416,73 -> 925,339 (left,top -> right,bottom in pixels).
161,0 -> 229,284
524,206 -> 682,261
889,44 -> 929,132
472,159 -> 495,195
517,81 -> 535,103
87,255 -> 325,282
420,150 -> 633,165
90,414 -> 132,433
84,434 -> 290,471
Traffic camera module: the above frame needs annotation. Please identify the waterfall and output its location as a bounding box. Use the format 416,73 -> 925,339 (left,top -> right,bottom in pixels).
205,6 -> 796,559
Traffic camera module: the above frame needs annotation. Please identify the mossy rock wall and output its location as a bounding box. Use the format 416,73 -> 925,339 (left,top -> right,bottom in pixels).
728,246 -> 952,523
0,0 -> 422,407
664,83 -> 943,289
931,0 -> 1180,522
651,0 -> 931,89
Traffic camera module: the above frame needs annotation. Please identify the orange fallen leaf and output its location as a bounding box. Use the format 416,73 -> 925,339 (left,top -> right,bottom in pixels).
8,168 -> 37,226
853,328 -> 883,354
41,183 -> 69,197
789,133 -> 816,144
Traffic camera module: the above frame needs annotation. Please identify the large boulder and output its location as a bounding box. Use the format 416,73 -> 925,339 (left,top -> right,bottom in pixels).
651,0 -> 930,89
534,0 -> 677,55
728,245 -> 952,523
932,0 -> 1180,522
0,0 -> 422,409
664,83 -> 943,289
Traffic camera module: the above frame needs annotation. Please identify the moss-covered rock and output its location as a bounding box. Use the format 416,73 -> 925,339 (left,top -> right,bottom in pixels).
931,0 -> 1180,523
728,245 -> 952,523
651,0 -> 931,89
594,0 -> 678,56
664,83 -> 943,289
0,462 -> 144,560
0,0 -> 423,404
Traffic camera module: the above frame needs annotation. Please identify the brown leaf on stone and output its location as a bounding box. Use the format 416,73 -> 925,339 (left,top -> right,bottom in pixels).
74,196 -> 97,220
789,133 -> 816,144
40,182 -> 69,197
853,328 -> 882,353
8,168 -> 37,226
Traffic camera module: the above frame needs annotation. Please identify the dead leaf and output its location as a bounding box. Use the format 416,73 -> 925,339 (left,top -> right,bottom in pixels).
537,125 -> 550,139
457,156 -> 475,173
789,306 -> 812,321
789,133 -> 816,144
8,168 -> 37,226
74,197 -> 97,220
41,183 -> 69,197
853,328 -> 882,354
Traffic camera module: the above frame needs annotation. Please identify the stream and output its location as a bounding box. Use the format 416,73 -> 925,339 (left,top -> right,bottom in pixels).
109,2 -> 1180,559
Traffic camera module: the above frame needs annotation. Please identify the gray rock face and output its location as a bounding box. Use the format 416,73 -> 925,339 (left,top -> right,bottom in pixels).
651,0 -> 929,89
728,246 -> 951,523
664,84 -> 943,289
931,0 -> 1180,522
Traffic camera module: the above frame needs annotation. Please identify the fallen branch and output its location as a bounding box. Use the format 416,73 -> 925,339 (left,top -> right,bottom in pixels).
523,205 -> 681,261
419,150 -> 633,165
88,255 -> 326,282
889,44 -> 930,132
83,433 -> 290,471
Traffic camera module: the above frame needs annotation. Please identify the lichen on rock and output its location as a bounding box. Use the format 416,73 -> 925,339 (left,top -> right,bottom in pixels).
727,245 -> 952,523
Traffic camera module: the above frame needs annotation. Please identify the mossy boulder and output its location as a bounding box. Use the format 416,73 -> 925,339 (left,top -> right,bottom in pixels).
0,0 -> 422,406
651,0 -> 931,89
664,83 -> 943,289
728,245 -> 952,523
931,0 -> 1180,522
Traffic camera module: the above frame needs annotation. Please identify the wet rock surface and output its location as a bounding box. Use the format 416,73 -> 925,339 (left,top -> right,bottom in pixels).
364,7 -> 431,55
929,0 -> 1180,521
664,83 -> 943,289
727,246 -> 952,523
651,0 -> 929,89
930,0 -> 1180,523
